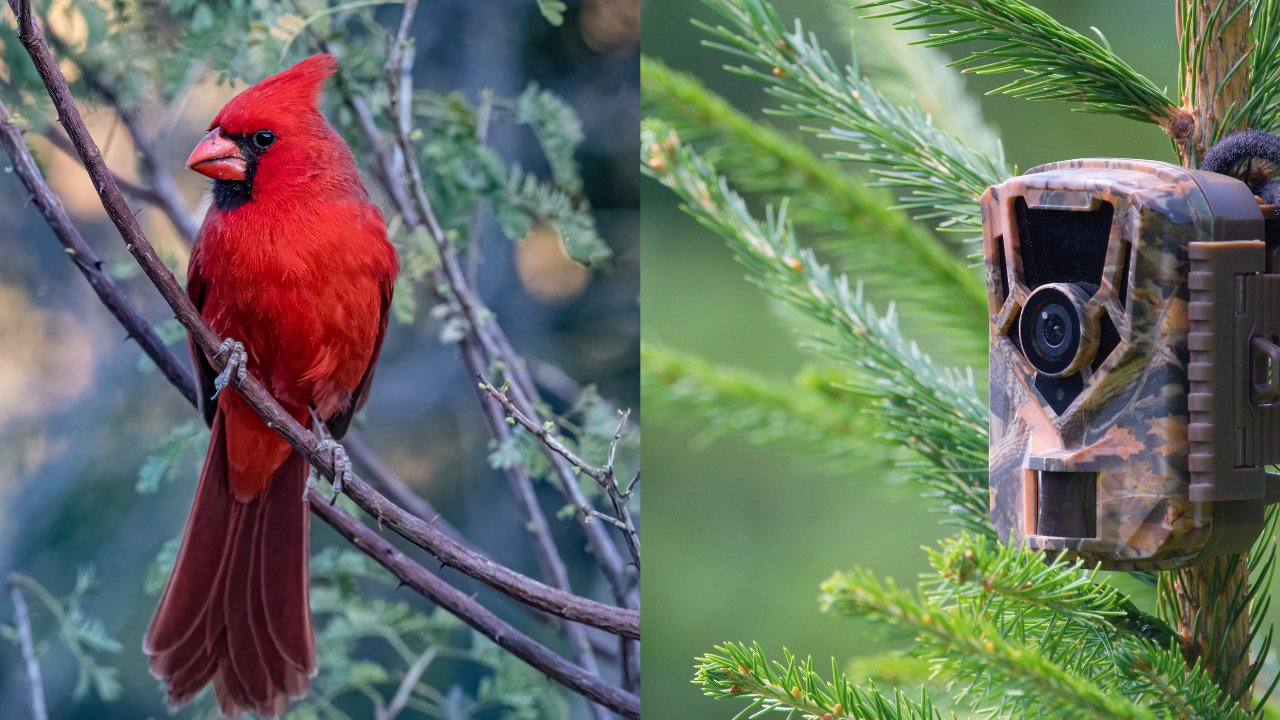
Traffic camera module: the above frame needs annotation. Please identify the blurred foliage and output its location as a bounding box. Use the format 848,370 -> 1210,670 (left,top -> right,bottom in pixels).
3,571 -> 123,703
642,0 -> 1280,718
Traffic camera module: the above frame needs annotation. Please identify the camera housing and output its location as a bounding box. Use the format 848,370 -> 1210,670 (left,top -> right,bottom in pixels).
982,158 -> 1280,570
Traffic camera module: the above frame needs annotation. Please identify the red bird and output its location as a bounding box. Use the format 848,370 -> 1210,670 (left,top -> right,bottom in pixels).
144,54 -> 398,716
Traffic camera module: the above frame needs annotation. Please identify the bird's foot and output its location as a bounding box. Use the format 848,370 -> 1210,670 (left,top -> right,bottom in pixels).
315,438 -> 352,505
212,338 -> 248,399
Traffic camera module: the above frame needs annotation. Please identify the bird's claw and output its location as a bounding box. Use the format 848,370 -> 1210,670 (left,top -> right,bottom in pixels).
212,338 -> 248,399
315,438 -> 352,505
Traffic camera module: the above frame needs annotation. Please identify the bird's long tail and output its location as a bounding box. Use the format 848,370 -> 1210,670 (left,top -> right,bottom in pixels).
143,407 -> 316,717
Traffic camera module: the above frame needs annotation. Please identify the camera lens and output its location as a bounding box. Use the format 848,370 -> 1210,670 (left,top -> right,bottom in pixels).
1019,283 -> 1098,376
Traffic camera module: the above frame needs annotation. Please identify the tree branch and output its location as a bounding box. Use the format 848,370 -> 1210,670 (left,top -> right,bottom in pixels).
1171,0 -> 1255,707
379,11 -> 616,715
480,377 -> 640,568
0,1 -> 636,641
6,576 -> 48,720
309,493 -> 640,718
0,100 -> 198,406
359,34 -> 635,602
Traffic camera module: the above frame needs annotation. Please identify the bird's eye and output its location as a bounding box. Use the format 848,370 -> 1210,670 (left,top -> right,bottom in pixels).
252,130 -> 276,149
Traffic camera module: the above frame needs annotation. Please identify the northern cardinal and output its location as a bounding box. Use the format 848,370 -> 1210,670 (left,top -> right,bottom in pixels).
143,54 -> 398,716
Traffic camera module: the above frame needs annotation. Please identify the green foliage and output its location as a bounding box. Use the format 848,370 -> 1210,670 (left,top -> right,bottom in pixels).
536,0 -> 567,26
136,419 -> 208,494
861,0 -> 1175,124
409,87 -> 610,271
696,0 -> 1011,239
642,119 -> 989,535
694,642 -> 944,719
640,57 -> 987,359
515,83 -> 584,194
819,536 -> 1240,719
298,547 -> 573,719
642,343 -> 885,469
646,1 -> 1280,718
5,571 -> 123,703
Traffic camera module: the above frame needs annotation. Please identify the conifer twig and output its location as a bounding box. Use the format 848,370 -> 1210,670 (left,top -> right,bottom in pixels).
695,642 -> 942,719
698,0 -> 1010,239
861,0 -> 1176,126
643,121 -> 990,534
640,56 -> 987,318
7,577 -> 48,720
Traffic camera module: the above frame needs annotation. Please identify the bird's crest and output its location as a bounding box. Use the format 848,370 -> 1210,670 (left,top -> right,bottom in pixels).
212,54 -> 337,131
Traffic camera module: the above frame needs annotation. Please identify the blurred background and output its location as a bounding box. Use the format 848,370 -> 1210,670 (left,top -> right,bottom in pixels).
0,0 -> 637,717
639,1 -> 1279,717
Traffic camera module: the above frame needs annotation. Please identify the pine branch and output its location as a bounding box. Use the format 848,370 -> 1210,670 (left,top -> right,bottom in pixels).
641,55 -> 988,332
697,0 -> 1010,240
820,568 -> 1159,720
642,343 -> 885,467
861,0 -> 1177,126
694,642 -> 943,720
642,120 -> 990,535
832,3 -> 1001,151
823,537 -> 1240,719
925,534 -> 1175,648
1236,0 -> 1280,133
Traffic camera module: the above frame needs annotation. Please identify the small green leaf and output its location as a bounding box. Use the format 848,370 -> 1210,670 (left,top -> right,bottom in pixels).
536,0 -> 566,26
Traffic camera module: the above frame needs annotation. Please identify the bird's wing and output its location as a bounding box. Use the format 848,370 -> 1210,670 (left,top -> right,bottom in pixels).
324,275 -> 392,440
325,206 -> 396,440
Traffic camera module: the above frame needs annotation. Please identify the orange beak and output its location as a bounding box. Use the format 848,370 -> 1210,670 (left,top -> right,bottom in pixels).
187,128 -> 247,181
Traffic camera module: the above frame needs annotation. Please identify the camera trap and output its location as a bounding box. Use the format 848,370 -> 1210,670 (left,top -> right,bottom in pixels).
983,159 -> 1280,570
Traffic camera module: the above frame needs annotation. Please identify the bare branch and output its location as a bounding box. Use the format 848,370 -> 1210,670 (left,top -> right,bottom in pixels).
377,646 -> 436,720
70,53 -> 200,243
345,22 -> 634,602
309,493 -> 639,718
7,576 -> 48,720
0,101 -> 198,406
480,376 -> 607,481
343,429 -> 461,540
479,376 -> 639,567
0,8 -> 637,640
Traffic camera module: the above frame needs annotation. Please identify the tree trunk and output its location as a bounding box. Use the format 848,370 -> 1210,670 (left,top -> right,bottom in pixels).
1171,0 -> 1254,706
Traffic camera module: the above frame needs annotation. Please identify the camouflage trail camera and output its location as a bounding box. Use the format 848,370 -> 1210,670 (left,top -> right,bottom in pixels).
982,158 -> 1280,570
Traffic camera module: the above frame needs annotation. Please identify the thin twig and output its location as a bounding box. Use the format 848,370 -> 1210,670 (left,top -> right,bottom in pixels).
377,646 -> 436,720
480,376 -> 607,482
375,11 -> 620,715
0,100 -> 198,406
7,577 -> 48,720
309,494 -> 639,718
480,376 -> 640,570
0,8 -> 637,640
363,17 -> 634,603
46,31 -> 200,243
461,340 -> 613,720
